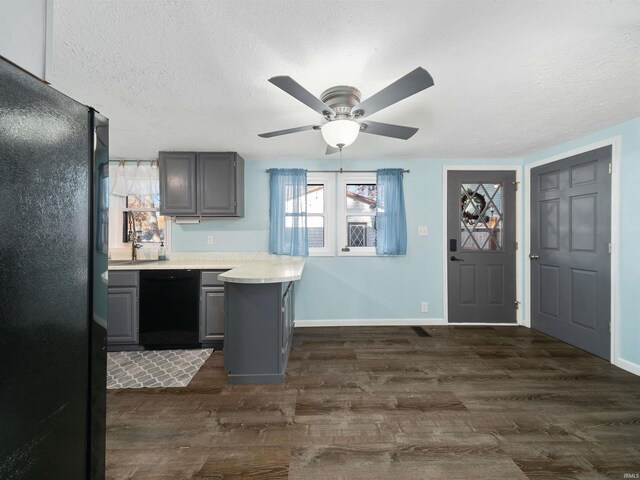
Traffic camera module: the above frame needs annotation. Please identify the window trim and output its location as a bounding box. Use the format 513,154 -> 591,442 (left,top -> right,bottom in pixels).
337,172 -> 377,257
307,172 -> 335,257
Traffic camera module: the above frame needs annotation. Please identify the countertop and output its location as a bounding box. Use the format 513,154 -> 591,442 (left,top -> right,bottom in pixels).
108,253 -> 304,284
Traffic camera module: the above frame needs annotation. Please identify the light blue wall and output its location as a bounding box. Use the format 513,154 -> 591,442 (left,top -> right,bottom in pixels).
171,117 -> 639,366
522,117 -> 640,367
171,156 -> 520,320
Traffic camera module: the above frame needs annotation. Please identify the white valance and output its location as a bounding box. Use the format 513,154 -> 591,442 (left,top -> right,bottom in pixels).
110,162 -> 160,197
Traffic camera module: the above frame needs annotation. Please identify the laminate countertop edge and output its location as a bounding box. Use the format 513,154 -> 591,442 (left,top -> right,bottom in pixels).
108,258 -> 305,284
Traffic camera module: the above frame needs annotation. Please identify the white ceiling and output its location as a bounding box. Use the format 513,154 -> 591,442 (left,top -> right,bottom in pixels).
50,1 -> 640,160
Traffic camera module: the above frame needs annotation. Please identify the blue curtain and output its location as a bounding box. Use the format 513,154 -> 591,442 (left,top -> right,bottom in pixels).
269,168 -> 309,256
376,168 -> 407,256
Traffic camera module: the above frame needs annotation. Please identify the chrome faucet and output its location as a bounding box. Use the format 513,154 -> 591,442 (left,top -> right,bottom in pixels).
127,212 -> 143,261
130,236 -> 142,261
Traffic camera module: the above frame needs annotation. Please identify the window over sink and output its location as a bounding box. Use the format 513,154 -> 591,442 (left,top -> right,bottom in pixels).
123,194 -> 166,244
108,162 -> 171,255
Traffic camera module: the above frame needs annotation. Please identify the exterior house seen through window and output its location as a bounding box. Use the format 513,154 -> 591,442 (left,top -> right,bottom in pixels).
294,172 -> 335,256
286,172 -> 379,256
306,184 -> 324,248
124,194 -> 166,243
338,173 -> 378,256
346,183 -> 377,248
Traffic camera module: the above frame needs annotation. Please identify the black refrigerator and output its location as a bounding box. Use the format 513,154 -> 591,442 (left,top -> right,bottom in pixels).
0,57 -> 108,479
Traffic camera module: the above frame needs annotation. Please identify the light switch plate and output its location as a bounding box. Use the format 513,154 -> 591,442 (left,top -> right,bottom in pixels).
417,226 -> 428,236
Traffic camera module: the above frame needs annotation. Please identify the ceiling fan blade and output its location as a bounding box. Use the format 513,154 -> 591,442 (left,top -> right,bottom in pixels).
258,125 -> 319,138
361,120 -> 418,140
353,67 -> 434,119
269,76 -> 336,116
325,145 -> 340,155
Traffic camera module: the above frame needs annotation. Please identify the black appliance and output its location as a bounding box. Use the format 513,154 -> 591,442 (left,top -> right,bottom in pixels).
139,270 -> 200,348
0,57 -> 108,478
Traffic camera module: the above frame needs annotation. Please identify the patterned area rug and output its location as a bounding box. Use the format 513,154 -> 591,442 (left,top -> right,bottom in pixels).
107,349 -> 213,389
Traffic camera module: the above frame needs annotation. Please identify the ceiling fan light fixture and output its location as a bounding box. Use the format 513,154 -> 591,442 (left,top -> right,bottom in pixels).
321,119 -> 360,149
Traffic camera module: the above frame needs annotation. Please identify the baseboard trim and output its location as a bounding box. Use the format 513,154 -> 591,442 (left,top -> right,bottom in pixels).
294,319 -> 521,328
616,357 -> 640,376
295,318 -> 444,327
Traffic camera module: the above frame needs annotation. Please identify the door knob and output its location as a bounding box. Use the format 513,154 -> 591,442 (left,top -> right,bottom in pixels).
529,253 -> 539,260
450,256 -> 464,262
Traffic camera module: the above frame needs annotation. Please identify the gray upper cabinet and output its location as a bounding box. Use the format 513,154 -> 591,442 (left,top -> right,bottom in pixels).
159,152 -> 197,215
159,151 -> 244,217
199,153 -> 244,216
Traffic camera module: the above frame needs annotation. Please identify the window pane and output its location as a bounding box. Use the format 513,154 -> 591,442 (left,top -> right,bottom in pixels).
308,215 -> 324,248
285,184 -> 308,214
346,215 -> 376,247
130,211 -> 166,243
306,184 -> 324,214
346,184 -> 377,213
460,183 -> 503,251
127,194 -> 160,209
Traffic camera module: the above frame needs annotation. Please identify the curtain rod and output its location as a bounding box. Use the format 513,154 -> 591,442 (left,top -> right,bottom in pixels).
265,168 -> 410,174
111,160 -> 158,167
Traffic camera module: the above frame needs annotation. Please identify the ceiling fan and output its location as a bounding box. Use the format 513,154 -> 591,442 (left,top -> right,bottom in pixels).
258,67 -> 434,155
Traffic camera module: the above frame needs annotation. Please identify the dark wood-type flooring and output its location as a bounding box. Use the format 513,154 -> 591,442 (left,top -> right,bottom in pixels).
106,326 -> 640,479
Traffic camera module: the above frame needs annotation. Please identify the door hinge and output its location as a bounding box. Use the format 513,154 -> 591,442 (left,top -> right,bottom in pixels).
515,241 -> 519,251
514,300 -> 520,310
512,181 -> 519,191
608,242 -> 612,254
608,162 -> 612,174
608,321 -> 611,334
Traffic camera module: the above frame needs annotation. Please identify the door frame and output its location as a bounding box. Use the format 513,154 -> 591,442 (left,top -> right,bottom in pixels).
442,165 -> 524,325
524,136 -> 621,365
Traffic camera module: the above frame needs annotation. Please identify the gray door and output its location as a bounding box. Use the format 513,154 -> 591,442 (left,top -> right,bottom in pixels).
447,171 -> 517,323
530,146 -> 611,360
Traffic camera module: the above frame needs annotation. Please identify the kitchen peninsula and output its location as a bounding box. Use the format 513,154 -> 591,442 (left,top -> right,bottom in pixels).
108,253 -> 304,383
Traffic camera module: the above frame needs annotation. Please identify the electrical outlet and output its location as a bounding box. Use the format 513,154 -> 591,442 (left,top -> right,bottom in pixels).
421,302 -> 428,313
207,235 -> 213,245
417,225 -> 428,236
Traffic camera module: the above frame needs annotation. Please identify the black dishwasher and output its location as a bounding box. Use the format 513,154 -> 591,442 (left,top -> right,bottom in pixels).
139,269 -> 200,348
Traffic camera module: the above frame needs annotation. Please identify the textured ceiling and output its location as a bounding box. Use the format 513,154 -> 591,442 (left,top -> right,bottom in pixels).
50,1 -> 640,160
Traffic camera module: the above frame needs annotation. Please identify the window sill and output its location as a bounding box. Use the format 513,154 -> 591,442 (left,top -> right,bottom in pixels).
337,248 -> 377,257
308,249 -> 336,257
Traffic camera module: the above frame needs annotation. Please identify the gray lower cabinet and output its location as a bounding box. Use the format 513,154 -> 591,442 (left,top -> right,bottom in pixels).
200,270 -> 226,343
224,281 -> 295,384
281,282 -> 294,367
159,151 -> 244,217
107,271 -> 139,346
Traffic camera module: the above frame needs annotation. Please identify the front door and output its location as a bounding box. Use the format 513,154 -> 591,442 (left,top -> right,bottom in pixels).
530,146 -> 611,360
447,171 -> 517,323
